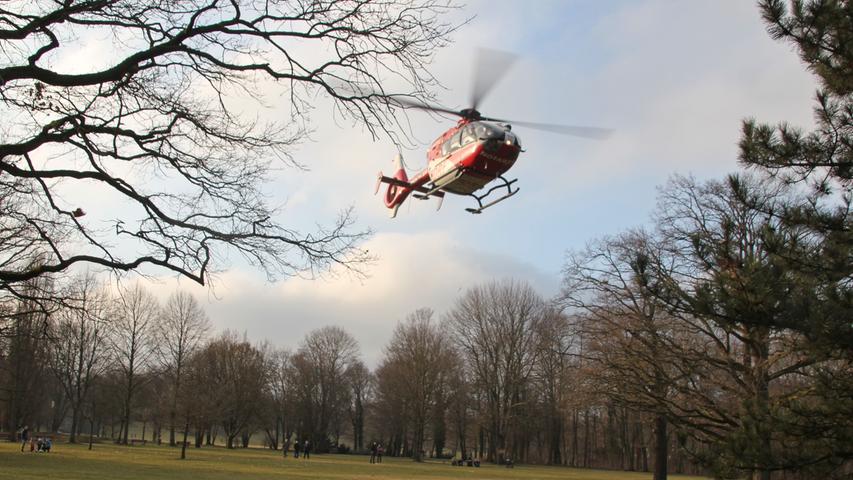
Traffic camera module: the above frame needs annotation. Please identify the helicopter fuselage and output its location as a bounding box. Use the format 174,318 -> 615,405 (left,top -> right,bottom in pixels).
377,119 -> 523,216
425,119 -> 521,195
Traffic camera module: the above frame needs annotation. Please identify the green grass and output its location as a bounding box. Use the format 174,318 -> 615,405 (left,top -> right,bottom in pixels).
0,442 -> 707,480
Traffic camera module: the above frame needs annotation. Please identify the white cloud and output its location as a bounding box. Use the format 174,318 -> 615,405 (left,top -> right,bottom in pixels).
140,231 -> 558,366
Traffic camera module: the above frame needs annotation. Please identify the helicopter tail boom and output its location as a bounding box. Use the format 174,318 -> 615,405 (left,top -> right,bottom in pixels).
375,154 -> 438,218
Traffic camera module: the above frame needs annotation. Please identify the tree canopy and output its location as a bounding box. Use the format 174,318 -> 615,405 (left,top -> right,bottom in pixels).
0,0 -> 457,311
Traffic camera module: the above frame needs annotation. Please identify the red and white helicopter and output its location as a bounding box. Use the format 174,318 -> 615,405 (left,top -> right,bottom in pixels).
376,50 -> 611,217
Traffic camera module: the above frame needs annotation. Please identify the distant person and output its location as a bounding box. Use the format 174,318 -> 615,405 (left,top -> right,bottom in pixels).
19,426 -> 29,452
377,444 -> 384,463
303,440 -> 311,459
370,441 -> 377,464
293,440 -> 301,458
43,438 -> 52,453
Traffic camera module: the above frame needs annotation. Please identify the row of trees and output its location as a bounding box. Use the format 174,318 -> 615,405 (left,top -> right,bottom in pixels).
0,279 -> 209,446
0,225 -> 849,479
0,274 -> 708,474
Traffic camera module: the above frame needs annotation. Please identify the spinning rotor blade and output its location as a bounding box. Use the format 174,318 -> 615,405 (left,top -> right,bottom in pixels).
480,116 -> 613,139
470,48 -> 518,111
387,95 -> 462,117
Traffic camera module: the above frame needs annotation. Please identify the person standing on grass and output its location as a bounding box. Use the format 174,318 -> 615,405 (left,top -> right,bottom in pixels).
19,426 -> 29,452
293,439 -> 301,458
370,441 -> 377,464
377,444 -> 384,463
303,439 -> 311,459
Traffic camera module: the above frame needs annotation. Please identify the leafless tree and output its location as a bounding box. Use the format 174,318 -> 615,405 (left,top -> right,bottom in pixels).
380,308 -> 456,461
156,290 -> 210,446
561,231 -> 688,479
296,325 -> 359,451
0,0 -> 459,307
447,279 -> 545,463
529,309 -> 577,466
263,348 -> 294,453
189,331 -> 268,449
110,282 -> 160,444
0,271 -> 53,440
346,359 -> 372,452
47,273 -> 109,443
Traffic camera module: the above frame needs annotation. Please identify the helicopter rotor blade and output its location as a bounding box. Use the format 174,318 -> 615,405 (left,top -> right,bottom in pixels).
470,48 -> 518,111
387,95 -> 462,117
480,116 -> 613,140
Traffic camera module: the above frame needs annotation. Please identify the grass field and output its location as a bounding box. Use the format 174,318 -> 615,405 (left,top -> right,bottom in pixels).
0,442 -> 707,480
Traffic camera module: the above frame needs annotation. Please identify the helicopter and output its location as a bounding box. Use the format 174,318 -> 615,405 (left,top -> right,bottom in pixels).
375,49 -> 612,218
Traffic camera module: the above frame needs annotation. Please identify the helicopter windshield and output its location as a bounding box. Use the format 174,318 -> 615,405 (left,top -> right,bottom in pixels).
440,122 -> 518,156
472,122 -> 506,140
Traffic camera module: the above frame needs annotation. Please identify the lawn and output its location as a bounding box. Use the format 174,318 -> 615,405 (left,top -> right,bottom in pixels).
0,442 -> 706,480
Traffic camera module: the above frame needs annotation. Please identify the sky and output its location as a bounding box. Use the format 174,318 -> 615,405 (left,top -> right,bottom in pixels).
125,1 -> 818,366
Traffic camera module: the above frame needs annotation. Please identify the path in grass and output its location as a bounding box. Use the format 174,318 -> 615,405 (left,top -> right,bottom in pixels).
0,442 -> 706,480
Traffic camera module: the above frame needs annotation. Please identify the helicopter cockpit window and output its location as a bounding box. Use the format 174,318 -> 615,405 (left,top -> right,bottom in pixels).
460,124 -> 478,146
474,122 -> 506,140
448,130 -> 463,151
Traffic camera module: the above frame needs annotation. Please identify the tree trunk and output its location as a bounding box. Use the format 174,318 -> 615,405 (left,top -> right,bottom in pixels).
88,406 -> 95,451
653,414 -> 668,480
583,409 -> 591,468
180,417 -> 189,460
70,407 -> 80,443
571,409 -> 579,467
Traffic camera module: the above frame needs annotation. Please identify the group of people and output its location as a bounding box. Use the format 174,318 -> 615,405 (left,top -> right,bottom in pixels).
451,455 -> 481,467
291,439 -> 311,459
369,441 -> 384,464
18,426 -> 52,453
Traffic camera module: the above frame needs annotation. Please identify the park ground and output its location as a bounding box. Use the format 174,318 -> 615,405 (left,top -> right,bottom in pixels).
0,441 -> 708,480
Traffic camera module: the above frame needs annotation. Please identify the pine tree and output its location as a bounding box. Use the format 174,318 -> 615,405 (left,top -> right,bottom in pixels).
739,0 -> 853,352
735,3 -> 853,477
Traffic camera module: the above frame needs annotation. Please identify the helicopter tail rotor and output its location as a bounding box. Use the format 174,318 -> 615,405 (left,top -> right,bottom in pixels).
377,154 -> 409,218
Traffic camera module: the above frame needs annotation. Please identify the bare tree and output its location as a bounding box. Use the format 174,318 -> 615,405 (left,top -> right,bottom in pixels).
561,231 -> 687,479
189,331 -> 268,449
529,309 -> 576,466
156,290 -> 210,446
0,272 -> 53,440
346,359 -> 372,453
110,283 -> 160,444
380,308 -> 456,461
296,325 -> 359,451
47,273 -> 109,443
0,0 -> 459,306
448,279 -> 544,463
263,348 -> 294,453
374,350 -> 405,455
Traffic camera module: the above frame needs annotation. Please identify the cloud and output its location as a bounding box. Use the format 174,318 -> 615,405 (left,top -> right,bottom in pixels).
141,230 -> 558,366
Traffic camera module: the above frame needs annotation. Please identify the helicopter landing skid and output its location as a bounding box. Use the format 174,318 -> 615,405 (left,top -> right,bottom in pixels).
465,176 -> 519,214
412,191 -> 445,211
